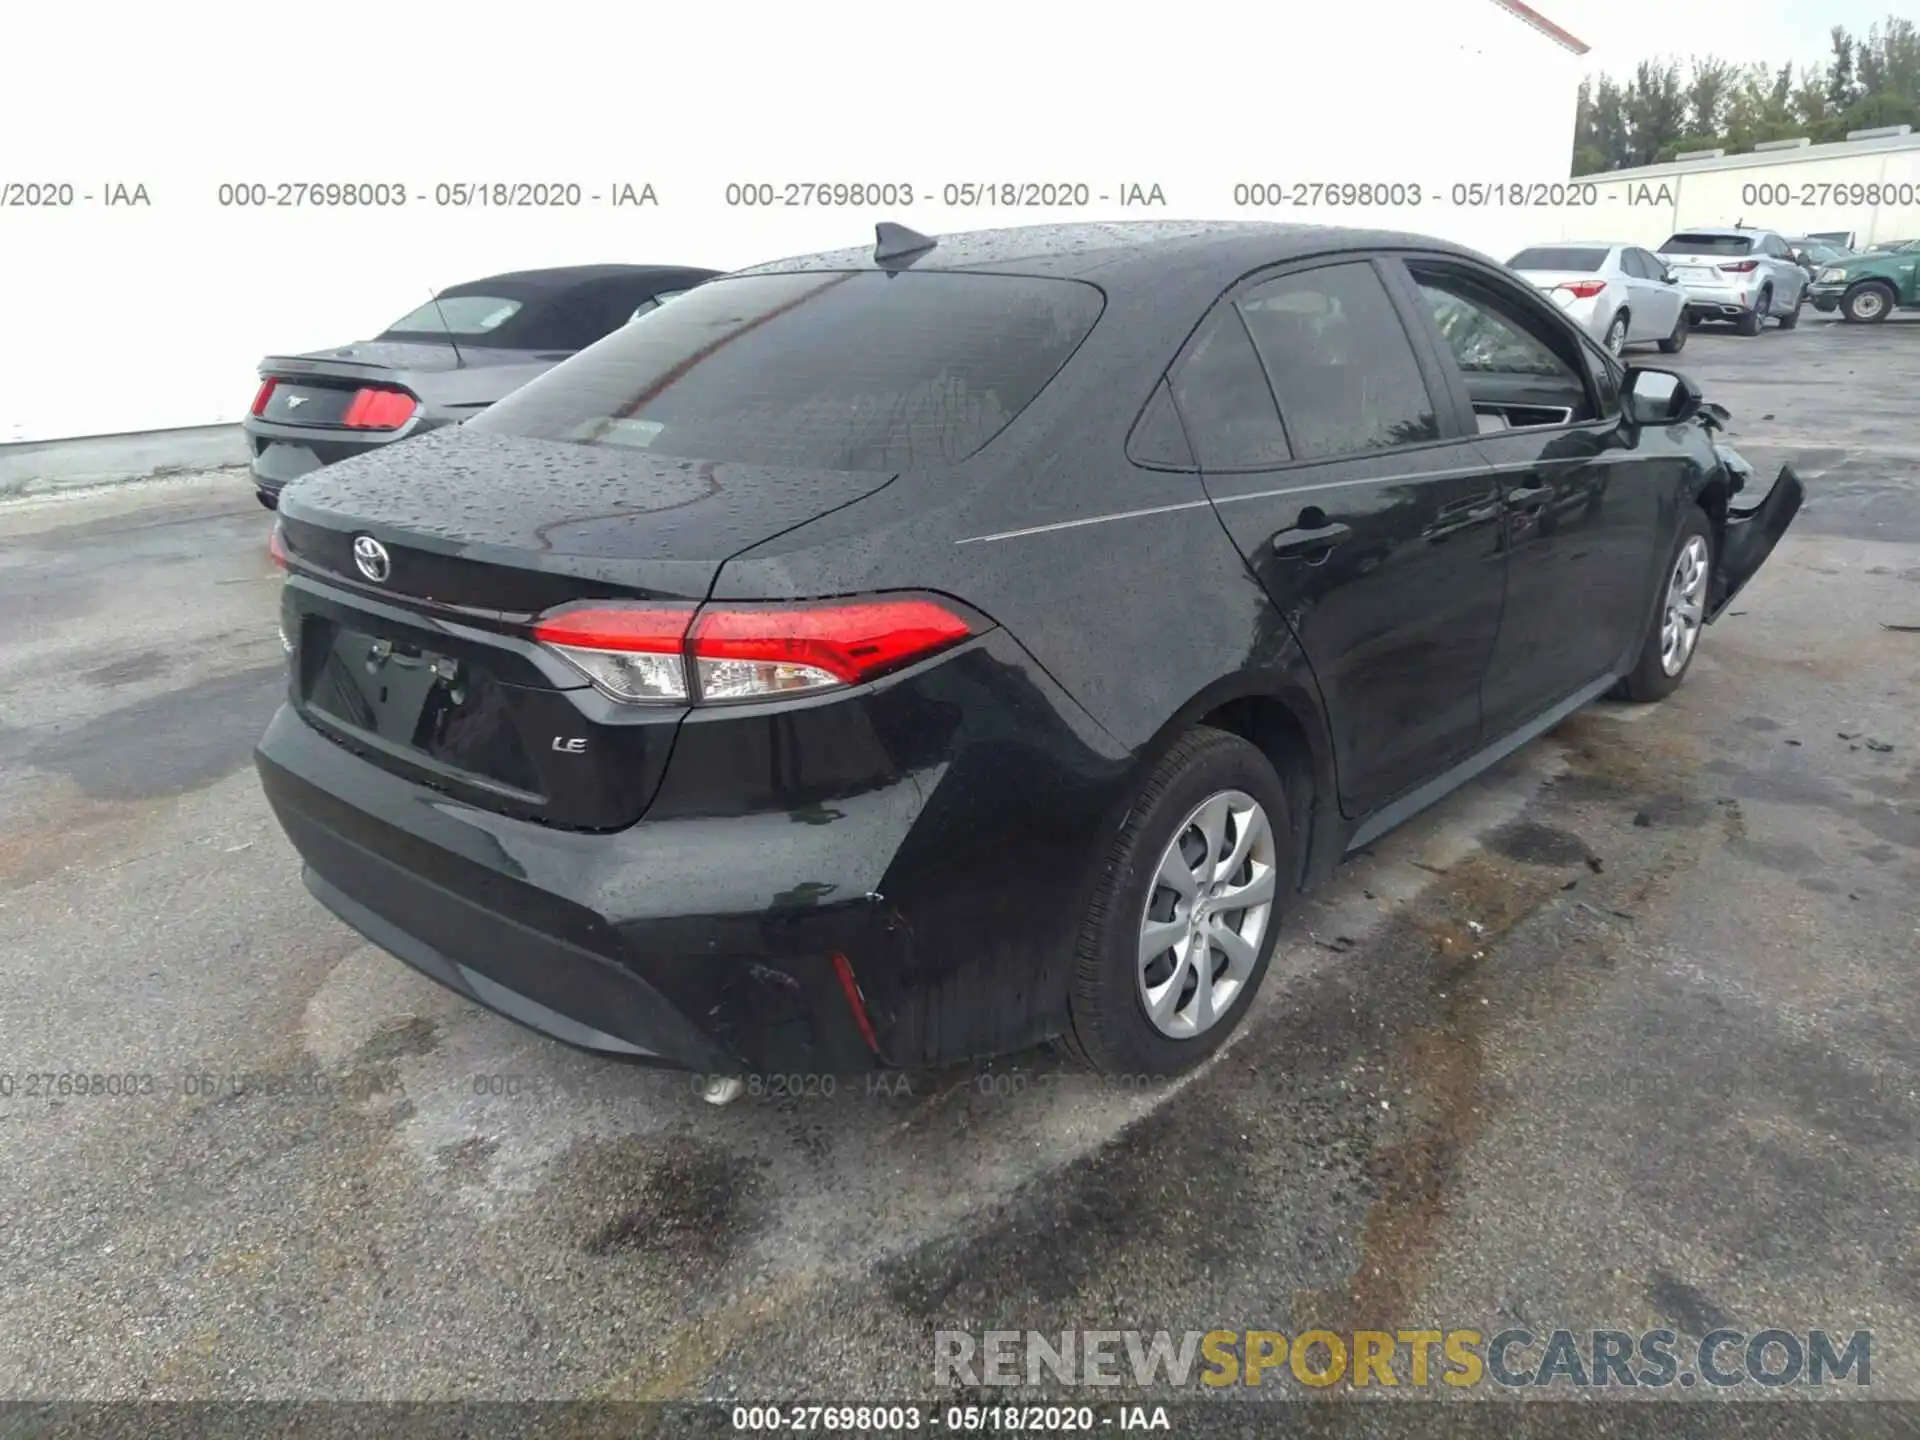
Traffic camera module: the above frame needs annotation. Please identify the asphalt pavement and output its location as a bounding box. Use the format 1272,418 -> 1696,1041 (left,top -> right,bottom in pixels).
0,314 -> 1915,1420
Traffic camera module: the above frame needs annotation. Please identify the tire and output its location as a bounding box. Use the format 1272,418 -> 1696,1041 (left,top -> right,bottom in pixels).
1614,506 -> 1714,704
1603,312 -> 1629,356
1657,309 -> 1688,354
1065,727 -> 1294,1077
1842,282 -> 1895,324
1776,287 -> 1801,329
1736,291 -> 1767,336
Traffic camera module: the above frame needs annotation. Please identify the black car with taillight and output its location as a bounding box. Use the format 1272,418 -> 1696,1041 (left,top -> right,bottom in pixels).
243,263 -> 719,508
257,220 -> 1803,1082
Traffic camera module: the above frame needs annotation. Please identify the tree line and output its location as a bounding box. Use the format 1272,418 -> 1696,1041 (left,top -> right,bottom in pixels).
1571,16 -> 1919,174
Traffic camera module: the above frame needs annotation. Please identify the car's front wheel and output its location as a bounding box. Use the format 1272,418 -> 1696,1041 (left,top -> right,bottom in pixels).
1066,727 -> 1293,1076
1614,506 -> 1714,703
1842,281 -> 1895,324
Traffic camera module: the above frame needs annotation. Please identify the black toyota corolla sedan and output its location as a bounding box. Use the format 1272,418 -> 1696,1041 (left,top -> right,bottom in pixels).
244,263 -> 719,508
256,220 -> 1803,1083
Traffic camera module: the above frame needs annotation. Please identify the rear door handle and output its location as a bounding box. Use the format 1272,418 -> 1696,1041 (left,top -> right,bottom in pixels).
1505,485 -> 1553,509
1271,521 -> 1352,557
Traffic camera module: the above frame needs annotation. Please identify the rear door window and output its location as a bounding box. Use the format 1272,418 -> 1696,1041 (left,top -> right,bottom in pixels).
466,271 -> 1104,471
1236,263 -> 1442,461
1166,308 -> 1293,470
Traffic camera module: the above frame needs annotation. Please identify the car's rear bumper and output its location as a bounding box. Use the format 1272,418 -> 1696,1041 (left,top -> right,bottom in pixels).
243,418 -> 444,505
253,629 -> 1131,1073
258,702 -> 921,1072
1680,283 -> 1754,319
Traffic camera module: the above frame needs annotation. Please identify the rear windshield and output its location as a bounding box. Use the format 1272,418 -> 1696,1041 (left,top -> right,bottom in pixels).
1508,247 -> 1609,271
1659,234 -> 1753,256
382,296 -> 525,337
464,271 -> 1104,471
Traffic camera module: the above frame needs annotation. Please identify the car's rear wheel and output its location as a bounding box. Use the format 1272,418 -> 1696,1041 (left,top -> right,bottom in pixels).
1736,291 -> 1768,336
1842,282 -> 1895,324
1777,286 -> 1802,329
1065,727 -> 1293,1077
1657,309 -> 1688,353
1604,312 -> 1629,355
1614,506 -> 1714,703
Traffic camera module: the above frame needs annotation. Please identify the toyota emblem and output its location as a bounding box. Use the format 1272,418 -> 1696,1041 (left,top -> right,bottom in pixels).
352,535 -> 392,583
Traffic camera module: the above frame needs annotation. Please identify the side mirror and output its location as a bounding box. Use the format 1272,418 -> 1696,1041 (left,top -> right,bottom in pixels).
1623,366 -> 1702,427
1661,270 -> 1678,285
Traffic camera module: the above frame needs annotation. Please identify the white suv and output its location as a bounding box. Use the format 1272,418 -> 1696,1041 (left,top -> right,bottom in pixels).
1656,227 -> 1809,336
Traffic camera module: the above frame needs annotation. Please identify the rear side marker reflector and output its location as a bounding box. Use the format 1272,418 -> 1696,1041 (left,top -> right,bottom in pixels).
531,598 -> 973,705
268,523 -> 289,570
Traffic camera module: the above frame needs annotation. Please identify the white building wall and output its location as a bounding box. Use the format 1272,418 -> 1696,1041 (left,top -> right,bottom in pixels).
1534,136 -> 1920,251
0,0 -> 1582,444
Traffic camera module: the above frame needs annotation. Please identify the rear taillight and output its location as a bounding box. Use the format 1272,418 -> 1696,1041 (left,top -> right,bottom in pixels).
1719,259 -> 1759,273
1555,280 -> 1607,299
532,605 -> 696,703
341,387 -> 418,429
532,597 -> 975,705
268,522 -> 289,570
251,378 -> 279,416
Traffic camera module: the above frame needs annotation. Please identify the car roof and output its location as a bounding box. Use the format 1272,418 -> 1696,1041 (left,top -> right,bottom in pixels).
726,220 -> 1493,289
1667,226 -> 1769,237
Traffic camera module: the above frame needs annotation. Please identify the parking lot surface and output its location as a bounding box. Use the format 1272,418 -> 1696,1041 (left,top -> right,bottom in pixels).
1,315 -> 1916,1409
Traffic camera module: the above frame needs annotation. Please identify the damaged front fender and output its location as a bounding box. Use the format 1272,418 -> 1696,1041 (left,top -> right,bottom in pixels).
1708,460 -> 1805,621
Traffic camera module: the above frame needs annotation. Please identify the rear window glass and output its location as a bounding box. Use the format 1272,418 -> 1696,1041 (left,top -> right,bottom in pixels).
382,296 -> 524,336
1659,234 -> 1753,256
1508,247 -> 1609,271
466,271 -> 1104,471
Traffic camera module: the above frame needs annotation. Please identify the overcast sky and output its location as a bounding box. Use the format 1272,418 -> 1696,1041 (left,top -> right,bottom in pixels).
1550,0 -> 1904,74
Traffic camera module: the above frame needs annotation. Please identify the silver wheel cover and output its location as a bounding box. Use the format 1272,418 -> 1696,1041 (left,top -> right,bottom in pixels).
1137,790 -> 1277,1039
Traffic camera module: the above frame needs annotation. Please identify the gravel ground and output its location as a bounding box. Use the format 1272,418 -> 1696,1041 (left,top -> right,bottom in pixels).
0,316 -> 1915,1428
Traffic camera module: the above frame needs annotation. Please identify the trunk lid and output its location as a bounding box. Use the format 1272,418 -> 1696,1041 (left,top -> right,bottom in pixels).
256,342 -> 566,425
276,426 -> 897,829
1513,270 -> 1609,308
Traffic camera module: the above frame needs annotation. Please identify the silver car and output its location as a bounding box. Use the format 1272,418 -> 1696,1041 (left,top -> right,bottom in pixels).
1656,226 -> 1808,335
1507,242 -> 1690,355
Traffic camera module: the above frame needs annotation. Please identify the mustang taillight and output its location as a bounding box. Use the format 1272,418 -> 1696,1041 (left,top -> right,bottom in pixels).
268,522 -> 289,570
1555,280 -> 1607,299
1718,259 -> 1760,273
341,387 -> 418,429
250,378 -> 279,415
532,598 -> 974,705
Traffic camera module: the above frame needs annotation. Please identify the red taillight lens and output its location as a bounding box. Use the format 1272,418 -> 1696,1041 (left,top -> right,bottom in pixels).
341,387 -> 418,429
690,599 -> 973,700
531,597 -> 974,704
1718,259 -> 1759,273
268,522 -> 289,570
1555,280 -> 1608,299
251,378 -> 279,416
